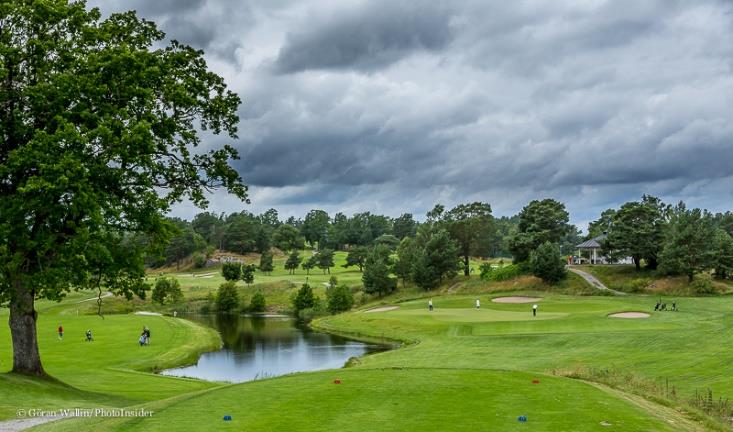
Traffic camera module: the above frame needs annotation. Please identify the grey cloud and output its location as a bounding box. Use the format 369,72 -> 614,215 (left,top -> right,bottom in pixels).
89,0 -> 733,227
274,1 -> 455,73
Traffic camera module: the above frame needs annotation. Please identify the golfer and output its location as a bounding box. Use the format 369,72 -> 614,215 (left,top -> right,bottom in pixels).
428,299 -> 433,312
58,324 -> 64,340
476,298 -> 480,309
532,304 -> 538,317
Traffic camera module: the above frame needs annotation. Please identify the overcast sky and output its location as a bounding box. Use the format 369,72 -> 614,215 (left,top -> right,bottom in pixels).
88,0 -> 733,230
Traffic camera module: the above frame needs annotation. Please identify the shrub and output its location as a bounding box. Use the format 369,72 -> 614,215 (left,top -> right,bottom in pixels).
479,262 -> 493,279
242,263 -> 256,285
691,279 -> 715,295
221,262 -> 241,281
529,242 -> 567,284
152,277 -> 183,305
216,281 -> 240,313
292,283 -> 317,312
193,253 -> 206,269
327,284 -> 354,313
481,264 -> 523,281
249,291 -> 266,312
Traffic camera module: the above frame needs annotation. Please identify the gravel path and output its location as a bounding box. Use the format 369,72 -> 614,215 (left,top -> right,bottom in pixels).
567,267 -> 626,295
0,415 -> 66,431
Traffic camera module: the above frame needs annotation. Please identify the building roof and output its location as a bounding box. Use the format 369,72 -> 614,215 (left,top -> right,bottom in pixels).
576,234 -> 607,249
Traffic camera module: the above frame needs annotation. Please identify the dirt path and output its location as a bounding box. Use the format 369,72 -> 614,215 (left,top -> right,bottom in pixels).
567,266 -> 626,295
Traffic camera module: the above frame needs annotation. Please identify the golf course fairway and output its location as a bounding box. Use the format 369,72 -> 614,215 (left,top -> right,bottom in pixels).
3,291 -> 733,431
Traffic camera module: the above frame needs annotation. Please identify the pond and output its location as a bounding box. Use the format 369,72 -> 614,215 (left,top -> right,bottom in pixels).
160,314 -> 388,383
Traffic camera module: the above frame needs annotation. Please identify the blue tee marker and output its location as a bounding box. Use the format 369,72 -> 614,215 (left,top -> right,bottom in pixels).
223,415 -> 232,421
518,415 -> 527,422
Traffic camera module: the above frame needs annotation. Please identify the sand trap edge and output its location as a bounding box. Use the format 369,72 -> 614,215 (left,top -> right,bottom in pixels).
608,311 -> 650,319
491,296 -> 543,304
363,306 -> 399,313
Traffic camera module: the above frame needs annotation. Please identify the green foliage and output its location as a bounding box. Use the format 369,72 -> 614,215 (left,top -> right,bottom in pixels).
479,262 -> 493,279
292,283 -> 317,312
529,242 -> 567,284
606,196 -> 667,270
374,234 -> 401,250
413,229 -> 460,290
301,210 -> 330,246
301,255 -> 317,275
164,220 -> 207,269
284,250 -> 303,274
151,277 -> 183,305
392,213 -> 418,239
216,282 -> 240,313
659,204 -> 717,282
714,229 -> 733,279
691,279 -> 715,295
362,245 -> 396,296
259,252 -> 274,274
272,224 -> 305,252
193,253 -> 207,269
221,262 -> 242,281
394,237 -> 418,287
241,264 -> 256,285
343,246 -> 368,272
249,291 -> 267,312
480,264 -> 523,281
508,199 -> 570,263
326,284 -> 355,313
328,276 -> 339,289
316,248 -> 335,274
442,202 -> 495,275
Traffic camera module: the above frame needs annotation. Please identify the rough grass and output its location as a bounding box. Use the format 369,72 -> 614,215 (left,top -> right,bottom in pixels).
576,265 -> 733,295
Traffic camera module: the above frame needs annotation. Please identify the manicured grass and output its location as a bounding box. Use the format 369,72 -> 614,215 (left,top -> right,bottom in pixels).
32,369 -> 681,432
0,295 -> 221,420
6,271 -> 733,431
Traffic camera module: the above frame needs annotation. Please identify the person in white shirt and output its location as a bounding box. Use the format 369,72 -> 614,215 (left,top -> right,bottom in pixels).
428,299 -> 433,311
475,299 -> 480,309
532,304 -> 538,317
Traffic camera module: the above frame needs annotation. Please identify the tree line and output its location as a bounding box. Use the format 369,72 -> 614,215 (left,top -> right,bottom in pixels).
587,195 -> 733,283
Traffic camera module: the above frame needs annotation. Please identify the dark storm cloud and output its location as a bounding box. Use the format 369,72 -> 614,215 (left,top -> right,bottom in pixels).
273,1 -> 455,73
89,0 -> 733,228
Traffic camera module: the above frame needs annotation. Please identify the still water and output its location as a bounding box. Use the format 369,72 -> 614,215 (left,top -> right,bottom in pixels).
160,314 -> 386,383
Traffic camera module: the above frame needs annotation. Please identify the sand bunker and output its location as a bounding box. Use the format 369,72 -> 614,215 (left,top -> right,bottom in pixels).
134,311 -> 162,316
364,306 -> 399,313
608,312 -> 650,319
491,296 -> 543,304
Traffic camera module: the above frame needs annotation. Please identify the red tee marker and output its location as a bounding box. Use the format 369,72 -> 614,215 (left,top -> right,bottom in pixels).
532,379 -> 540,384
334,379 -> 341,384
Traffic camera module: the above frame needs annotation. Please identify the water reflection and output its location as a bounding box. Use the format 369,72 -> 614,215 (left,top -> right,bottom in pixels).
161,314 -> 386,383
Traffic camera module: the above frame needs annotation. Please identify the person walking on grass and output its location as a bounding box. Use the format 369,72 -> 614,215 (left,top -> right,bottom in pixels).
532,304 -> 538,317
428,299 -> 433,312
85,329 -> 93,342
476,298 -> 480,310
58,324 -> 64,340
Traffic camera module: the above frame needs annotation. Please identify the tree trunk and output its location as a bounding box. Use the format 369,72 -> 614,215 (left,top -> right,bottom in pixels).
463,255 -> 470,276
9,280 -> 45,376
633,256 -> 641,271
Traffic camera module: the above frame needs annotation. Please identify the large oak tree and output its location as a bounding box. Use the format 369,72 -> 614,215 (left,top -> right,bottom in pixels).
0,1 -> 246,375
